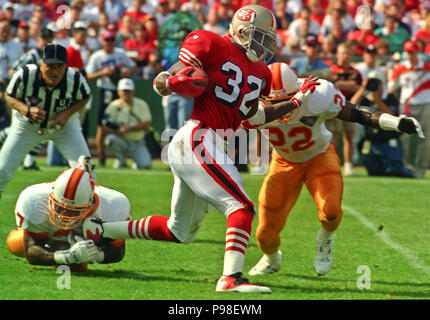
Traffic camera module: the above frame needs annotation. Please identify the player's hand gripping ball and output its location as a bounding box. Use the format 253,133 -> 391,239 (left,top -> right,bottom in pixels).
167,66 -> 208,98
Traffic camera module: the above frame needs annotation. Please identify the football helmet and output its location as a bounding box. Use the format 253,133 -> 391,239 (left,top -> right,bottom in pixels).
48,168 -> 95,230
229,5 -> 277,64
267,62 -> 299,102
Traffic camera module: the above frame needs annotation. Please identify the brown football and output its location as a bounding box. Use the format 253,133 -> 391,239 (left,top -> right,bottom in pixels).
185,67 -> 209,88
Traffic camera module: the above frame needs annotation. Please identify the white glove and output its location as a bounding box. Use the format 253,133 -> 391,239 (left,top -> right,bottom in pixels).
54,235 -> 99,265
68,234 -> 104,264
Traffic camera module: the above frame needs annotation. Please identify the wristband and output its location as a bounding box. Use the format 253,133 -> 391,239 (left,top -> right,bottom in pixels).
54,250 -> 70,265
378,113 -> 400,132
153,71 -> 172,96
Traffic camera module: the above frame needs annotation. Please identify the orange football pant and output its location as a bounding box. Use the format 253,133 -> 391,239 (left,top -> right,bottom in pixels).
256,143 -> 343,255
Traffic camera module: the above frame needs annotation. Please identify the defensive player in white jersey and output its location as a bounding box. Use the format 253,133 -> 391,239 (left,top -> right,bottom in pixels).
243,62 -> 424,276
6,157 -> 130,270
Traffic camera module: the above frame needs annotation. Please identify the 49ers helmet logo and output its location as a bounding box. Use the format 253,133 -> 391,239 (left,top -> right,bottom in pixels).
237,9 -> 255,22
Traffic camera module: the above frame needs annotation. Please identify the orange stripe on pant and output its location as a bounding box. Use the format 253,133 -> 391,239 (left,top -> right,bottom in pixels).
256,144 -> 343,255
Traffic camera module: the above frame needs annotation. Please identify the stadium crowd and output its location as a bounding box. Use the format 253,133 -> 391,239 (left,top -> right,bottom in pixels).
0,0 -> 428,177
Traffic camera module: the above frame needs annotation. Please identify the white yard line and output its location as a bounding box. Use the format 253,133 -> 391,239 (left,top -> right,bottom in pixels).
343,204 -> 430,277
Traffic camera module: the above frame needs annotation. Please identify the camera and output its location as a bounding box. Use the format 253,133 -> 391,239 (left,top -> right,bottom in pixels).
365,78 -> 381,92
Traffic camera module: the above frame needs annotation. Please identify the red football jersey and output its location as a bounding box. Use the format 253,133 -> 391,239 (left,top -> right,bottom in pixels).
178,30 -> 272,131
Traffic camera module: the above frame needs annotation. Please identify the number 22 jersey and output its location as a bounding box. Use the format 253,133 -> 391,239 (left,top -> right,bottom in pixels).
178,30 -> 272,132
258,79 -> 347,163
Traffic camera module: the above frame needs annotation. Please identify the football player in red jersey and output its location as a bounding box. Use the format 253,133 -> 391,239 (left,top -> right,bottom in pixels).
84,5 -> 320,293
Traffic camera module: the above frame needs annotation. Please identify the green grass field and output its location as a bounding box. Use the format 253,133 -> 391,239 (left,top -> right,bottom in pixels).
0,159 -> 429,300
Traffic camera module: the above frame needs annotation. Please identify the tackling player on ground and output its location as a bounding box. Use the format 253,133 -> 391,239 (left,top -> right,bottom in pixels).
242,62 -> 424,276
6,156 -> 130,270
84,5 -> 320,293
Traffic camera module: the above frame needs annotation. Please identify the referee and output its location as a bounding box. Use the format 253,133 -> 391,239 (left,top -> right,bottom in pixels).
0,44 -> 93,199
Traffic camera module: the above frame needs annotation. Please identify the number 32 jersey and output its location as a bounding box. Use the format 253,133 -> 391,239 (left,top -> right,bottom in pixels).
259,79 -> 346,163
178,30 -> 272,131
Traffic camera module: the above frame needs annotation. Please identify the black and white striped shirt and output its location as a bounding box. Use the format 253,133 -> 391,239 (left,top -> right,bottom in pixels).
6,64 -> 91,131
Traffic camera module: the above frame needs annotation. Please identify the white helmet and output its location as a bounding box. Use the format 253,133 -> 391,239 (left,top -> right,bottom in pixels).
48,168 -> 95,230
229,5 -> 277,64
268,62 -> 300,102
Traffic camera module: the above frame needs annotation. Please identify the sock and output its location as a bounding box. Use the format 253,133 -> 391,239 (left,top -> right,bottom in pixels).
103,216 -> 179,242
317,227 -> 334,242
344,162 -> 353,171
23,154 -> 35,167
223,209 -> 253,276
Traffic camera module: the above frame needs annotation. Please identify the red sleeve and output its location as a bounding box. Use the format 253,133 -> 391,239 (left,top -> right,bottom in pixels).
66,46 -> 84,69
178,30 -> 215,69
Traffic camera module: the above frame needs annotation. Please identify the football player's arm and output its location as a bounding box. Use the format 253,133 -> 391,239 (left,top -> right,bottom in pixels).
23,233 -> 56,266
98,240 -> 126,264
337,101 -> 425,138
243,75 -> 321,127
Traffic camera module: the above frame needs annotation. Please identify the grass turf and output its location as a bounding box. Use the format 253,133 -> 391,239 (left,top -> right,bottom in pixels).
0,159 -> 429,300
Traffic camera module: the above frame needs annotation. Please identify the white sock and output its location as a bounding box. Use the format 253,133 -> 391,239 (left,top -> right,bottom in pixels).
23,154 -> 35,167
317,228 -> 334,242
223,250 -> 245,276
103,221 -> 131,239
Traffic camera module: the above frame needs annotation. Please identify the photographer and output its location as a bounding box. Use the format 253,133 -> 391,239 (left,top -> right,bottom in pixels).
102,78 -> 152,170
350,71 -> 413,177
86,30 -> 138,167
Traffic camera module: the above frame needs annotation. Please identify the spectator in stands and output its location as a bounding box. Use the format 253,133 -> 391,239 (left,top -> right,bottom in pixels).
13,21 -> 37,53
375,15 -> 410,54
155,0 -> 173,26
97,12 -> 110,36
321,0 -> 355,36
319,35 -> 337,65
288,6 -> 320,38
274,0 -> 293,30
86,29 -> 138,167
181,0 -> 208,26
125,22 -> 157,79
81,0 -> 105,23
144,14 -> 158,47
103,78 -> 152,170
2,3 -> 19,32
354,0 -> 385,28
44,0 -> 67,22
282,35 -> 305,61
117,14 -> 135,49
388,40 -> 430,178
31,4 -> 52,28
0,20 -> 24,84
413,14 -> 430,49
12,27 -> 54,71
329,19 -> 347,45
347,20 -> 381,55
308,0 -> 325,27
123,0 -> 148,25
203,5 -> 227,36
13,0 -> 35,22
214,0 -> 234,31
105,0 -> 126,24
326,42 -> 362,176
290,34 -> 329,76
354,45 -> 386,80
